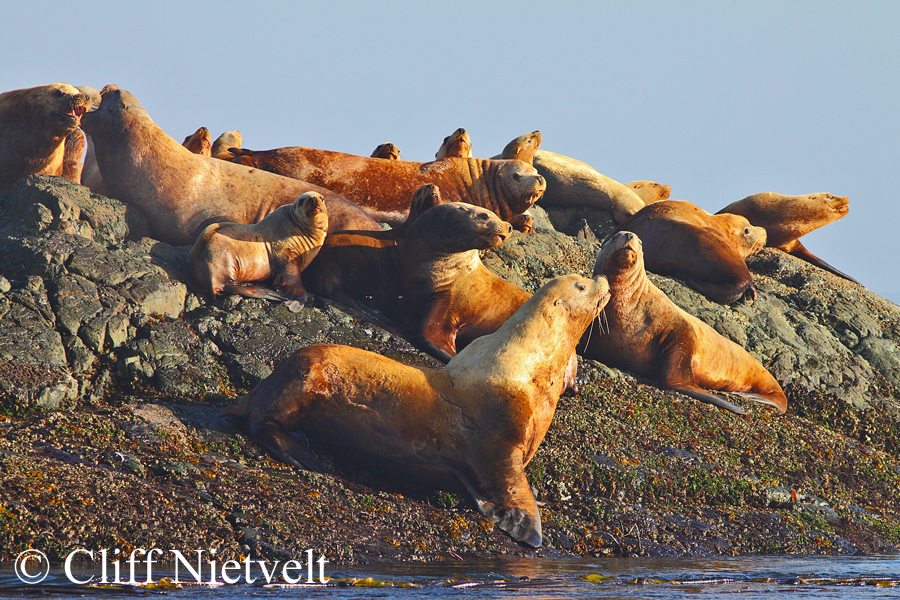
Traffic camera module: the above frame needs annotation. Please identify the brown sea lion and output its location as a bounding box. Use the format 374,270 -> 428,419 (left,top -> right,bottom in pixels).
370,142 -> 400,160
80,85 -> 379,246
608,201 -> 759,304
717,192 -> 858,284
435,128 -> 472,159
222,272 -> 610,547
495,131 -> 645,224
583,231 -> 787,414
301,184 -> 446,305
182,127 -> 212,156
61,129 -> 86,183
0,83 -> 90,191
626,180 -> 671,204
211,130 -> 242,160
188,192 -> 328,301
634,201 -> 766,259
227,146 -> 545,229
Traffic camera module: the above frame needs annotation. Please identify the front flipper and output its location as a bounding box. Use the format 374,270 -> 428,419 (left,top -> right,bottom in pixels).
223,282 -> 290,301
252,422 -> 328,474
456,454 -> 542,547
731,391 -> 787,413
778,240 -> 861,285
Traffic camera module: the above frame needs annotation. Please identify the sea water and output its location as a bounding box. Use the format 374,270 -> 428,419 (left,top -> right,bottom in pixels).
2,555 -> 899,598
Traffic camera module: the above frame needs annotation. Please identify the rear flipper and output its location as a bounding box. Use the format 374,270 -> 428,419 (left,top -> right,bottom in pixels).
779,240 -> 861,286
731,391 -> 787,413
672,386 -> 747,415
223,282 -> 290,301
456,456 -> 542,547
252,422 -> 329,474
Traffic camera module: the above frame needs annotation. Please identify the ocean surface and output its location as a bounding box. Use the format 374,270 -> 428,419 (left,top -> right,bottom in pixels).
2,555 -> 899,598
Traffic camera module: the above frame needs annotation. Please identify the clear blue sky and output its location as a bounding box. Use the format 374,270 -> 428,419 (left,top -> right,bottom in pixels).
5,1 -> 898,303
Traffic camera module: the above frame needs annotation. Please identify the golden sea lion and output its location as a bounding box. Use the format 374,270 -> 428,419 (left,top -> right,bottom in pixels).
582,231 -> 787,414
370,142 -> 401,160
608,201 -> 760,304
717,192 -> 858,284
211,130 -> 242,160
182,127 -> 212,156
80,85 -> 379,246
227,146 -> 545,230
626,180 -> 671,204
0,83 -> 90,191
495,131 -> 645,224
435,128 -> 472,159
188,192 -> 328,301
222,272 -> 611,547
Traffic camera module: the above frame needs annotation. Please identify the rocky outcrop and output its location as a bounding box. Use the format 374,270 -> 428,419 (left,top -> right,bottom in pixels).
1,175 -> 898,563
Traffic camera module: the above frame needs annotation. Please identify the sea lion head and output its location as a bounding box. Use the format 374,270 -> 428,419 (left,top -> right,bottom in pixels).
289,192 -> 329,232
371,142 -> 401,160
80,85 -> 148,137
436,128 -> 472,159
11,83 -> 89,136
182,126 -> 212,155
717,212 -> 768,257
524,272 -> 611,341
627,180 -> 671,204
593,231 -> 643,278
499,130 -> 542,165
497,160 -> 546,214
407,202 -> 511,254
808,192 -> 849,221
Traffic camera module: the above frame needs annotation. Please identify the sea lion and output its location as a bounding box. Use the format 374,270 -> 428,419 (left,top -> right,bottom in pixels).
222,272 -> 611,547
301,184 -> 446,305
61,129 -> 85,183
211,130 -> 242,160
80,85 -> 379,246
188,191 -> 328,301
631,200 -> 766,259
182,127 -> 211,156
435,128 -> 472,159
583,231 -> 787,414
227,146 -> 545,229
626,180 -> 671,204
608,201 -> 759,304
0,83 -> 90,191
370,143 -> 400,160
495,131 -> 645,224
717,192 -> 858,284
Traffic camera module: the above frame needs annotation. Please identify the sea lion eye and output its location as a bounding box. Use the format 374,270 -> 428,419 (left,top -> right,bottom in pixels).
826,194 -> 833,199
55,89 -> 64,97
554,299 -> 561,306
745,227 -> 751,235
578,284 -> 586,291
513,173 -> 521,181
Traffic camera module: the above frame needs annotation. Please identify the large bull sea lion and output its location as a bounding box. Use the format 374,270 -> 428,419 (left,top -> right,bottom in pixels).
222,272 -> 611,547
0,83 -> 90,190
228,146 -> 545,229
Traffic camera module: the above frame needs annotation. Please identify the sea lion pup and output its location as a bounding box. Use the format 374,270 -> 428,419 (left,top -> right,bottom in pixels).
0,83 -> 90,191
182,126 -> 212,156
495,131 -> 645,224
717,192 -> 859,284
222,273 -> 610,547
435,128 -> 473,159
227,146 -> 545,231
188,192 -> 328,301
608,201 -> 759,304
61,129 -> 86,183
80,85 -> 379,246
211,130 -> 242,160
583,232 -> 787,414
370,142 -> 400,160
627,180 -> 671,204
